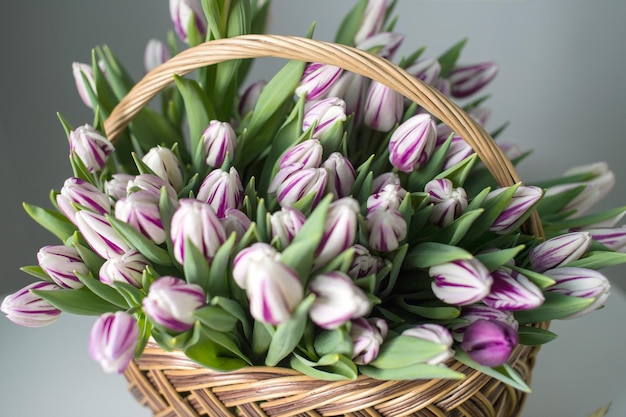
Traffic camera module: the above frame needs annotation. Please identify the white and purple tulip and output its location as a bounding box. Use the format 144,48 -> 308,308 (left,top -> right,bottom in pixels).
483,268 -> 544,311
425,178 -> 468,227
389,114 -> 437,172
302,97 -> 347,140
279,139 -> 324,170
529,232 -> 592,272
72,62 -> 96,109
295,63 -> 343,101
367,184 -> 407,213
363,81 -> 403,132
196,167 -> 244,218
69,124 -> 115,173
99,250 -> 150,288
325,72 -> 368,124
350,317 -> 388,365
143,276 -> 205,332
544,267 -> 611,319
308,272 -> 371,329
586,227 -> 626,252
126,173 -> 178,204
142,146 -> 185,192
105,173 -> 135,201
354,0 -> 387,44
57,177 -> 112,225
220,208 -> 252,242
169,0 -> 207,43
442,136 -> 474,170
1,282 -> 62,327
201,120 -> 237,168
402,324 -> 455,365
75,211 -> 131,260
115,191 -> 166,244
88,311 -> 139,373
270,207 -> 306,248
450,304 -> 518,342
371,172 -> 401,194
37,245 -> 88,289
356,32 -> 404,60
406,58 -> 441,86
488,186 -> 543,234
365,207 -> 407,253
238,80 -> 266,117
322,152 -> 357,199
143,39 -> 170,73
269,164 -> 328,209
429,259 -> 493,306
448,62 -> 498,99
347,244 -> 385,279
460,319 -> 518,367
314,197 -> 360,268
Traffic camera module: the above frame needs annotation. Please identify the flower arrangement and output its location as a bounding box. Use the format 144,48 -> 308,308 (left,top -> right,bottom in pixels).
3,0 -> 626,397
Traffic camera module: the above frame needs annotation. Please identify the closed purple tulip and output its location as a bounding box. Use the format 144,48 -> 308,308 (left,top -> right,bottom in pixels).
169,0 -> 207,43
295,63 -> 343,101
442,136 -> 474,170
314,198 -> 360,268
99,250 -> 150,288
115,191 -> 166,244
448,62 -> 498,99
406,58 -> 441,86
302,97 -> 347,140
201,120 -> 237,168
366,207 -> 407,252
488,186 -> 543,234
143,276 -> 205,332
322,152 -> 356,199
69,124 -> 115,173
197,167 -> 244,218
142,146 -> 185,192
389,114 -> 437,172
1,282 -> 62,328
75,211 -> 131,260
402,324 -> 454,365
88,311 -> 139,373
367,183 -> 408,213
126,173 -> 178,204
105,173 -> 136,201
347,244 -> 385,279
529,232 -> 592,272
544,267 -> 611,319
72,62 -> 96,109
354,0 -> 387,44
37,245 -> 88,289
483,268 -> 544,311
363,81 -> 403,132
238,81 -> 266,117
270,207 -> 306,248
325,72 -> 368,124
308,272 -> 371,329
144,39 -> 170,72
220,208 -> 252,242
57,177 -> 111,226
279,139 -> 323,170
429,259 -> 493,306
461,319 -> 518,367
425,178 -> 468,227
350,317 -> 388,365
450,304 -> 518,343
586,227 -> 626,252
269,164 -> 328,209
356,32 -> 404,60
371,172 -> 401,194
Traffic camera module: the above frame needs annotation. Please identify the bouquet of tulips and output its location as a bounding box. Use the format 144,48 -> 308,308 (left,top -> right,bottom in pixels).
3,0 -> 626,391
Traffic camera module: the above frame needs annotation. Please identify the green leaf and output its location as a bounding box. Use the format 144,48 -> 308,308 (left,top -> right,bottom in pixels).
207,233 -> 236,297
360,362 -> 464,381
32,287 -> 121,315
587,403 -> 612,417
23,203 -> 76,242
211,296 -> 252,340
379,244 -> 408,298
107,215 -> 173,266
405,242 -> 473,269
514,292 -> 595,325
397,296 -> 461,320
455,350 -> 531,392
129,108 -> 182,152
111,281 -> 145,307
547,206 -> 626,232
74,272 -> 128,309
510,266 -> 555,290
564,251 -> 626,270
314,327 -> 353,357
151,326 -> 193,351
370,335 -> 451,369
19,266 -> 53,282
315,247 -> 356,276
135,313 -> 152,357
334,0 -> 368,45
72,240 -> 106,276
438,38 -> 468,78
182,236 -> 211,292
431,209 -> 484,246
96,45 -> 135,100
194,305 -> 239,332
475,245 -> 525,272
435,154 -> 478,187
290,353 -> 357,381
517,326 -> 558,346
265,294 -> 315,366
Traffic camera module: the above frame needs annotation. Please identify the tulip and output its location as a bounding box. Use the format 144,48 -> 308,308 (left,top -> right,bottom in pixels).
406,58 -> 441,86
1,282 -> 62,327
325,72 -> 368,123
354,0 -> 387,44
269,164 -> 328,209
350,317 -> 388,365
270,207 -> 306,248
488,186 -> 543,234
69,124 -> 115,173
529,232 -> 592,272
279,139 -> 323,170
142,276 -> 205,332
498,142 -> 524,161
238,81 -> 266,117
450,304 -> 518,342
105,173 -> 135,201
196,167 -> 244,218
169,0 -> 207,43
126,173 -> 178,204
37,245 -> 88,289
356,32 -> 404,60
88,311 -> 140,374
586,226 -> 626,252
302,97 -> 347,141
72,62 -> 96,108
389,114 -> 437,172
142,146 -> 185,192
232,243 -> 304,325
429,259 -> 493,306
544,267 -> 611,319
347,244 -> 385,279
363,81 -> 403,132
56,177 -> 112,225
322,152 -> 357,199
220,208 -> 252,242
435,78 -> 452,97
75,211 -> 131,259
295,63 -> 343,101
99,250 -> 150,288
483,268 -> 544,311
367,183 -> 407,213
170,199 -> 227,265
468,107 -> 491,127
115,191 -> 166,244
448,62 -> 498,99
308,272 -> 371,329
402,324 -> 455,365
143,39 -> 170,72
442,136 -> 475,170
371,172 -> 401,194
425,178 -> 468,227
314,198 -> 360,268
201,120 -> 237,168
460,319 -> 518,367
366,207 -> 407,252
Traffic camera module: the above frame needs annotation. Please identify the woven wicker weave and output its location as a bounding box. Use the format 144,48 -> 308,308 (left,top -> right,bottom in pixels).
103,35 -> 546,417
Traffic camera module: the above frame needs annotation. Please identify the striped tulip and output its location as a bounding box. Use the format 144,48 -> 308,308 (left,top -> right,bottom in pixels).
269,164 -> 328,209
586,226 -> 626,252
314,197 -> 360,268
69,124 -> 114,173
363,81 -> 403,132
529,232 -> 592,272
75,211 -> 131,259
347,244 -> 385,279
371,172 -> 401,194
308,272 -> 371,329
197,167 -> 244,218
425,178 -> 468,227
402,324 -> 455,365
448,62 -> 498,98
270,207 -> 306,249
220,208 -> 252,242
105,173 -> 135,201
295,63 -> 343,101
142,146 -> 185,192
350,317 -> 388,365
143,39 -> 170,72
57,177 -> 111,225
443,136 -> 474,170
126,173 -> 178,204
88,312 -> 139,373
322,152 -> 356,199
37,245 -> 88,289
72,62 -> 96,108
488,186 -> 543,234
544,267 -> 611,319
302,97 -> 347,140
201,120 -> 237,168
354,0 -> 387,44
238,81 -> 266,117
1,282 -> 62,327
99,250 -> 150,288
450,304 -> 518,342
325,72 -> 368,124
389,114 -> 437,172
461,319 -> 518,367
367,183 -> 407,213
356,32 -> 404,60
483,268 -> 544,311
169,0 -> 207,43
143,276 -> 205,332
366,207 -> 407,252
279,139 -> 323,170
115,191 -> 166,244
429,259 -> 493,306
406,58 -> 441,86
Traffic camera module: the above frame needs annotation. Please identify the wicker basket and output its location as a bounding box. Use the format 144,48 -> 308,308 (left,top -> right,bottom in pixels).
103,35 -> 547,417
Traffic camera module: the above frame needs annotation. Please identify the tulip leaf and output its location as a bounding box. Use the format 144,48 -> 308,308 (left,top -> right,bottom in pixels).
107,215 -> 173,266
369,335 -> 450,369
290,353 -> 357,381
135,312 -> 152,358
587,403 -> 612,417
182,236 -> 211,293
128,108 -> 182,152
211,296 -> 252,340
408,134 -> 453,191
194,305 -> 239,332
112,281 -> 146,307
378,244 -> 408,298
206,233 -> 236,298
514,292 -> 595,325
510,266 -> 555,290
334,0 -> 367,45
351,155 -> 374,199
151,327 -> 193,351
517,326 -> 558,346
23,203 -> 76,242
405,242 -> 473,269
360,362 -> 464,381
72,241 -> 106,277
536,185 -> 585,219
186,325 -> 252,369
547,206 -> 626,232
438,38 -> 468,78
73,271 -> 128,309
475,245 -> 525,272
565,251 -> 626,270
435,154 -> 478,188
96,45 -> 135,100
265,294 -> 315,367
314,327 -> 354,357
252,319 -> 273,360
454,350 -> 531,393
19,266 -> 53,282
315,247 -> 356,276
397,297 -> 461,320
32,287 -> 121,315
431,208 -> 484,246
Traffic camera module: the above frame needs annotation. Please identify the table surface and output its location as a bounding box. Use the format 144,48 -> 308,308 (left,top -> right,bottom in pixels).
1,289 -> 625,417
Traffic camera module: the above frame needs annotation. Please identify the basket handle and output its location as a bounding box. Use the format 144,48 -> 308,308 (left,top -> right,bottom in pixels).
103,34 -> 543,237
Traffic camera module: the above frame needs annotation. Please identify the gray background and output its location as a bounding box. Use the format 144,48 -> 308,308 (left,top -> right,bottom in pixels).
1,1 -> 626,416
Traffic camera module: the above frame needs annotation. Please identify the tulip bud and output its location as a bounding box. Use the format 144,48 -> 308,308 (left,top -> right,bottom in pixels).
37,245 -> 88,289
586,227 -> 626,252
435,78 -> 452,96
325,72 -> 368,123
488,186 -> 543,234
544,267 -> 610,319
99,250 -> 150,288
169,0 -> 207,43
232,243 -> 304,325
269,164 -> 328,209
354,0 -> 388,44
449,62 -> 498,98
143,276 -> 205,332
72,62 -> 96,108
308,272 -> 371,329
371,172 -> 401,194
402,324 -> 455,365
461,319 -> 518,367
220,208 -> 252,242
529,232 -> 592,272
322,152 -> 357,199
279,139 -> 323,170
144,39 -> 170,72
201,120 -> 237,168
270,207 -> 306,248
315,198 -> 360,268
1,282 -> 62,327
450,304 -> 518,342
302,97 -> 347,141
75,211 -> 131,259
105,173 -> 135,201
425,178 -> 468,227
348,244 -> 385,279
442,136 -> 474,170
126,173 -> 179,204
406,58 -> 441,86
170,199 -> 227,265
363,81 -> 403,132
350,317 -> 388,365
365,207 -> 407,252
88,312 -> 140,373
196,168 -> 244,218
367,184 -> 407,213
142,146 -> 185,192
69,124 -> 115,173
115,192 -> 166,244
483,268 -> 544,311
238,81 -> 266,117
356,32 -> 404,60
389,114 -> 437,172
57,177 -> 112,225
429,259 -> 493,306
295,63 -> 343,101
468,107 -> 492,127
